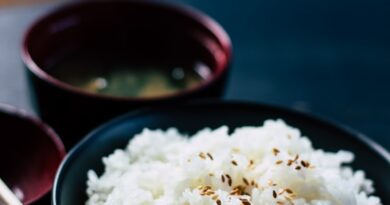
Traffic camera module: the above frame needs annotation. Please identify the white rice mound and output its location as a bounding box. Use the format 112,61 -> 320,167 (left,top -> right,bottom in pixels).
86,119 -> 382,205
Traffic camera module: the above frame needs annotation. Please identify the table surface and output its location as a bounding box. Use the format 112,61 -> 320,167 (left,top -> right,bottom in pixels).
0,0 -> 389,149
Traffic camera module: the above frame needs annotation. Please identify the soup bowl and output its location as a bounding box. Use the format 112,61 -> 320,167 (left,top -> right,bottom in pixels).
22,0 -> 232,148
0,104 -> 65,204
53,101 -> 389,205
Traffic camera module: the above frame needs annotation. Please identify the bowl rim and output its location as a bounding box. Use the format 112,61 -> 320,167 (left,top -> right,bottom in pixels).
0,103 -> 66,204
52,100 -> 390,205
21,0 -> 232,102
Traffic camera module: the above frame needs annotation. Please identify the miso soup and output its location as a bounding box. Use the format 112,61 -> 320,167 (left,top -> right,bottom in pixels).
47,54 -> 212,98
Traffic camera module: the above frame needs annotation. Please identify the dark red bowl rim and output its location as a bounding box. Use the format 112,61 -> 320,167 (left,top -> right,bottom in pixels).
21,0 -> 232,102
0,103 -> 66,204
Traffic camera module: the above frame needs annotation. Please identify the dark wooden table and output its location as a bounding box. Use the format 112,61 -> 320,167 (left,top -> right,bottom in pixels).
0,0 -> 389,149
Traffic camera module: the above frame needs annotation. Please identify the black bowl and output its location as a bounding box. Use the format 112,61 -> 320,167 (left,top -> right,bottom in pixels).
22,0 -> 231,148
53,101 -> 390,205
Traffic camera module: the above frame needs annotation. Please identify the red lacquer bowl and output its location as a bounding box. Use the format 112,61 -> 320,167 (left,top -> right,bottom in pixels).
22,0 -> 232,148
0,104 -> 65,204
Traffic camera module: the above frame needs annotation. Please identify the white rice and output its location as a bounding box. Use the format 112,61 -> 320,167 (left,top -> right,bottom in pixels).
86,119 -> 382,205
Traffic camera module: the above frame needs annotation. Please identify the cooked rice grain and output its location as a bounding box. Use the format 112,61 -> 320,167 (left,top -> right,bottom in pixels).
86,119 -> 382,205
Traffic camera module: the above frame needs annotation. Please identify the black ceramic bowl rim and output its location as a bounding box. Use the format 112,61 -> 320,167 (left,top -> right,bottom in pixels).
52,100 -> 390,205
21,0 -> 232,102
0,103 -> 66,204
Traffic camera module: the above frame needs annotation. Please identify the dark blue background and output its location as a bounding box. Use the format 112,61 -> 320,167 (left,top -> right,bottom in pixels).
0,0 -> 389,148
178,0 -> 390,148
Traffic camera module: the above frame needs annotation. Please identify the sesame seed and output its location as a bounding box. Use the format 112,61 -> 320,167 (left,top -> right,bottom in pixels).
240,198 -> 251,205
207,153 -> 214,160
216,199 -> 221,205
226,174 -> 232,186
242,201 -> 251,205
230,190 -> 239,195
204,186 -> 212,190
243,177 -> 249,185
199,152 -> 206,159
221,175 -> 225,183
206,190 -> 215,195
276,160 -> 283,165
295,166 -> 301,170
272,190 -> 277,198
301,160 -> 310,168
272,148 -> 280,156
287,160 -> 293,166
231,160 -> 238,166
300,160 -> 306,166
285,188 -> 293,194
293,154 -> 299,161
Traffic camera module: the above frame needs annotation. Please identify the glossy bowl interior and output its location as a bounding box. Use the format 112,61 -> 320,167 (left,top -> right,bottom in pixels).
53,101 -> 390,205
0,104 -> 65,204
